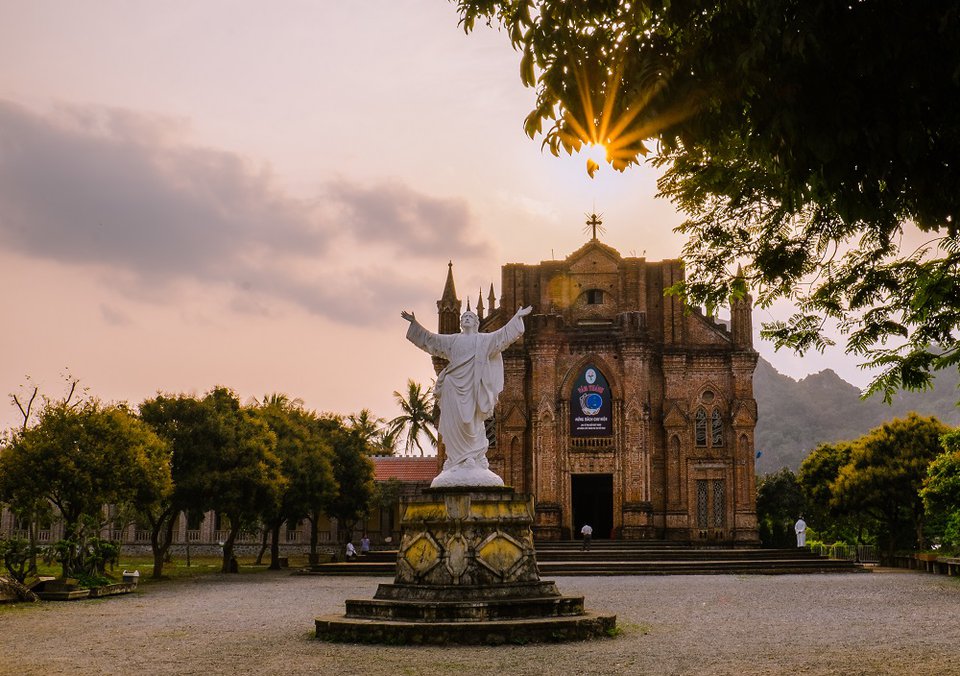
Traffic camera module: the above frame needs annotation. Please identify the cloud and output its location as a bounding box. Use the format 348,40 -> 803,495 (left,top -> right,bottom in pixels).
0,100 -> 492,326
325,179 -> 489,258
99,304 -> 133,327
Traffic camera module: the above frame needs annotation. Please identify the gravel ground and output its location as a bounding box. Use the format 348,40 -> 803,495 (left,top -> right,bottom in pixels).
1,568 -> 958,676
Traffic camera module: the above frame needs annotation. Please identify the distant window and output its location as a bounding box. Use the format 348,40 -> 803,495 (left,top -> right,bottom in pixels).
696,480 -> 708,528
712,480 -> 725,527
711,409 -> 724,446
586,289 -> 603,304
695,408 -> 707,446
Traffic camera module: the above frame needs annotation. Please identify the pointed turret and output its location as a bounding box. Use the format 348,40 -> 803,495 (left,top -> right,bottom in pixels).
487,283 -> 496,313
437,261 -> 462,334
476,289 -> 485,320
730,265 -> 754,349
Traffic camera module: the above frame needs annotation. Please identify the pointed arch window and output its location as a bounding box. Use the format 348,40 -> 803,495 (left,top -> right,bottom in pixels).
711,409 -> 724,446
695,408 -> 708,446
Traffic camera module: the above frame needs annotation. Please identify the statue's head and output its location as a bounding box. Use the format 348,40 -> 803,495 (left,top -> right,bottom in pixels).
460,310 -> 479,333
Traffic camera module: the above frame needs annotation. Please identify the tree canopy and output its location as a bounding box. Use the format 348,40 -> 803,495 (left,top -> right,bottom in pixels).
921,430 -> 960,548
755,467 -> 804,547
455,1 -> 960,399
317,416 -> 376,543
254,395 -> 336,569
0,399 -> 169,577
832,414 -> 949,552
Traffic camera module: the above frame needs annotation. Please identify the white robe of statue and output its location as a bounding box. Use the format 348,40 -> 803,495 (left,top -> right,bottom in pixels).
403,306 -> 531,487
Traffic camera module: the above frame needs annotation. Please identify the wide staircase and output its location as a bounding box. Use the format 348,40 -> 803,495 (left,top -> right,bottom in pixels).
303,540 -> 862,576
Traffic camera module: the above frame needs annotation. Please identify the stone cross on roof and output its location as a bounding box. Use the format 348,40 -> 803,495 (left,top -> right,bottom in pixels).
584,212 -> 606,241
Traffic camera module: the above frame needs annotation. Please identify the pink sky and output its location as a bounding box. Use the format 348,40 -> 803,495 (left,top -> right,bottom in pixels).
0,1 -> 866,436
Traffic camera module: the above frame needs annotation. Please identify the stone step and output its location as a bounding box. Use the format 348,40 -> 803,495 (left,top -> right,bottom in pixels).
315,611 -> 616,645
345,595 -> 585,621
537,559 -> 860,575
302,542 -> 861,576
535,548 -> 827,561
302,557 -> 858,576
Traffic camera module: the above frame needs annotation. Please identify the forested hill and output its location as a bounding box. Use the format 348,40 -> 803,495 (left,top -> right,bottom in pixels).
753,357 -> 960,474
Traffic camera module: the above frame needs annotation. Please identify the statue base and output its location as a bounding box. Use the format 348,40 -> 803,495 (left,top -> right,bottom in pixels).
315,486 -> 616,644
430,460 -> 504,488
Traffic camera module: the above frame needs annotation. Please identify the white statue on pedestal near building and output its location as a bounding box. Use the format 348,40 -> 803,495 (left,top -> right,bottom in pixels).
401,305 -> 532,487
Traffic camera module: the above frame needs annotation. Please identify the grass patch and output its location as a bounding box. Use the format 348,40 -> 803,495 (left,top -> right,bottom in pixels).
13,553 -> 291,589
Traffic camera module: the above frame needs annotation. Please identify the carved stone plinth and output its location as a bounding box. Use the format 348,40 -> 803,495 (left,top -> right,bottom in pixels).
315,487 -> 616,645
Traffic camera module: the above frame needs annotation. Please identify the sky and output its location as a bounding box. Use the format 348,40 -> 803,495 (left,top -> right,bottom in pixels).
0,0 -> 868,436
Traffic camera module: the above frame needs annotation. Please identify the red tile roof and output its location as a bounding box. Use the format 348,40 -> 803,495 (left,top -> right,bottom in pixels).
372,456 -> 439,483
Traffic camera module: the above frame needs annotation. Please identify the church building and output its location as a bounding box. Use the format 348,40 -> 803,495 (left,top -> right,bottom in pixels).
434,217 -> 760,544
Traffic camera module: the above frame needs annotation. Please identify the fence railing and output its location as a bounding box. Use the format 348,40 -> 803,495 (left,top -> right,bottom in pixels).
808,543 -> 879,563
236,530 -> 261,544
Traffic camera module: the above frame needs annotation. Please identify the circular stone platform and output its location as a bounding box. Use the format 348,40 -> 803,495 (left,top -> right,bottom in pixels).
314,487 -> 616,645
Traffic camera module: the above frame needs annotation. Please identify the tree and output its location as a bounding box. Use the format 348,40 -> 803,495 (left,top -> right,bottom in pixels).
348,408 -> 396,455
255,395 -> 336,570
140,387 -> 285,574
0,399 -> 169,577
200,388 -> 285,573
797,441 -> 873,546
833,414 -> 949,554
139,393 -> 218,578
921,430 -> 960,549
316,416 -> 375,548
388,380 -> 437,457
454,1 -> 960,399
4,374 -> 86,574
755,468 -> 804,547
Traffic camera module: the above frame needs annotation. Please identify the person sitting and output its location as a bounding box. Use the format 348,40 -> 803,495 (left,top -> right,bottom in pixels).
345,541 -> 358,561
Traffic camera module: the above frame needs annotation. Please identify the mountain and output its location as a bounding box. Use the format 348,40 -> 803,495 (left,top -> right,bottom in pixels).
753,357 -> 960,474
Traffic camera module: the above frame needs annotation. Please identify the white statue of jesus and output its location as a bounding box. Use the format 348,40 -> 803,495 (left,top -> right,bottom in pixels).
401,305 -> 532,487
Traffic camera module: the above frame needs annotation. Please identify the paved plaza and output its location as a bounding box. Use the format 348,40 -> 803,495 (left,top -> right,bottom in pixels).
1,569 -> 958,675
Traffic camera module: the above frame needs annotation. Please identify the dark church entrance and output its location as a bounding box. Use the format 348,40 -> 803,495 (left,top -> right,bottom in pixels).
571,474 -> 613,540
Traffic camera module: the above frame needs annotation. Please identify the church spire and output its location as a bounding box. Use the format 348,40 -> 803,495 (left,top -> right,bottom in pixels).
441,260 -> 457,304
488,283 -> 496,312
476,288 -> 484,319
437,261 -> 462,334
730,265 -> 754,350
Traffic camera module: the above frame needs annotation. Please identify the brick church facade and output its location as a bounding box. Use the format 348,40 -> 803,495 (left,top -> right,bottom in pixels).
434,223 -> 760,544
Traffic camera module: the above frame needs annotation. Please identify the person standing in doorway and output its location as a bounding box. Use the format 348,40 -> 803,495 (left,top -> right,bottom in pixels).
580,523 -> 593,551
795,516 -> 807,547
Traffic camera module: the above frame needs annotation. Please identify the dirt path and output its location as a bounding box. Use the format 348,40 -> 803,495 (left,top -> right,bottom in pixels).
2,569 -> 958,675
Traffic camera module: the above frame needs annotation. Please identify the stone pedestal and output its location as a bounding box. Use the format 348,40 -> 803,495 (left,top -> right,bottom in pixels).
315,487 -> 616,645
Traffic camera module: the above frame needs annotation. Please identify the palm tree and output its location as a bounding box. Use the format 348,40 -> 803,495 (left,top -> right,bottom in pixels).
347,408 -> 395,455
374,424 -> 400,456
389,380 -> 437,456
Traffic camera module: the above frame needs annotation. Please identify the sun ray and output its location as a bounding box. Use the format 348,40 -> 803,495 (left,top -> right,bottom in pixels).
556,47 -> 703,176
